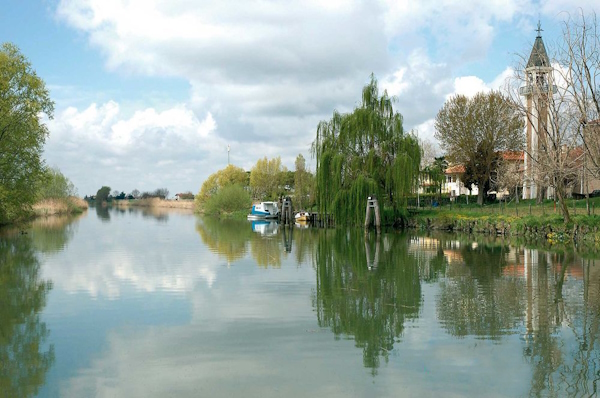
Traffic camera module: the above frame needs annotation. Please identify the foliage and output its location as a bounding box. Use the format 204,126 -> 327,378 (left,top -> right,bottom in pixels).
0,233 -> 55,396
203,184 -> 251,217
37,167 -> 76,200
249,156 -> 286,200
0,43 -> 54,224
294,154 -> 314,210
95,186 -> 111,203
435,91 -> 524,206
311,75 -> 421,226
196,164 -> 248,209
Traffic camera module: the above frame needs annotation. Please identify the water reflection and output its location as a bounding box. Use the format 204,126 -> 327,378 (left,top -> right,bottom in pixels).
29,213 -> 84,253
436,238 -> 526,339
312,229 -> 422,374
196,217 -> 253,264
0,231 -> 54,397
196,218 -> 297,268
520,250 -> 600,397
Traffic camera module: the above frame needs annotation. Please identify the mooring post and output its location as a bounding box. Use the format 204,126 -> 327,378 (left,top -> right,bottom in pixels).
365,196 -> 381,234
281,197 -> 293,225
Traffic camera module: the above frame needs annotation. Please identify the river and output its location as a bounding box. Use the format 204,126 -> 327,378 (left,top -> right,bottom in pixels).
1,205 -> 599,397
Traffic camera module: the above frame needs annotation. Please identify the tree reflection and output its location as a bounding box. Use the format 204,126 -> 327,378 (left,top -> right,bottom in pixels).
522,252 -> 600,397
196,217 -> 253,264
312,229 -> 421,373
0,233 -> 54,397
94,203 -> 110,222
29,214 -> 83,253
436,239 -> 525,339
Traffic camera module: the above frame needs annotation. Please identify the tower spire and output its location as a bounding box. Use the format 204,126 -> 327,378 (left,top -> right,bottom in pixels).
536,20 -> 543,38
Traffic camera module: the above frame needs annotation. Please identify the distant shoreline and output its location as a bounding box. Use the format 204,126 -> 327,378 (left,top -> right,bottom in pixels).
111,198 -> 195,211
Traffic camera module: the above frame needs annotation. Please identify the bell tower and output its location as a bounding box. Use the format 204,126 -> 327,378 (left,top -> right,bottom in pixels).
520,22 -> 556,200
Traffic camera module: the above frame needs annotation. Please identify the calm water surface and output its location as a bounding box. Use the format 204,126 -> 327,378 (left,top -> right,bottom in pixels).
2,206 -> 600,397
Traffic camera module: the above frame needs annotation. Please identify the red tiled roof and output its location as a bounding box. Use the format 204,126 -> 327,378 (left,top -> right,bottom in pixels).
445,164 -> 465,174
501,151 -> 524,161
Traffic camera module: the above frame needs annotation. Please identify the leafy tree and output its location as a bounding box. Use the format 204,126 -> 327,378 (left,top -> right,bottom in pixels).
294,154 -> 314,210
37,167 -> 76,200
96,186 -> 111,203
249,156 -> 285,200
0,43 -> 54,224
312,75 -> 421,225
196,164 -> 248,210
435,91 -> 524,205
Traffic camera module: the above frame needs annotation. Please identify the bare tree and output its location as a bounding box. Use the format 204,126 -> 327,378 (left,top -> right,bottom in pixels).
492,153 -> 524,204
558,11 -> 600,214
419,138 -> 439,169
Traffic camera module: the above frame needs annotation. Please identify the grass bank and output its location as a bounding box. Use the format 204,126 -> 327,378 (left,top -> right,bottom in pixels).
409,197 -> 600,247
33,196 -> 89,217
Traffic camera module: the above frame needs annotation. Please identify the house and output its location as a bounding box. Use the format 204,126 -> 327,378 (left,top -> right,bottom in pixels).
443,164 -> 479,199
175,192 -> 194,200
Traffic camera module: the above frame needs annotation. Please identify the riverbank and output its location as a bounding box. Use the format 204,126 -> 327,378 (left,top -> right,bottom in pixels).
32,196 -> 89,217
409,205 -> 600,246
112,198 -> 195,211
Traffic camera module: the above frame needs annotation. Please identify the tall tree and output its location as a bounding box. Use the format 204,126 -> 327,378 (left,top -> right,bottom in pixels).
96,186 -> 111,203
312,75 -> 421,226
294,154 -> 313,210
0,43 -> 54,224
249,156 -> 285,200
435,91 -> 524,205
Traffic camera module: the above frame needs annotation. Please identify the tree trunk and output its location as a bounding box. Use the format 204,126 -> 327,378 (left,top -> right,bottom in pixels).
477,189 -> 484,206
555,184 -> 571,224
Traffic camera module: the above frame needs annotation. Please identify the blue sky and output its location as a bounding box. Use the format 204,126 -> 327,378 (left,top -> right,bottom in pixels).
1,0 -> 596,196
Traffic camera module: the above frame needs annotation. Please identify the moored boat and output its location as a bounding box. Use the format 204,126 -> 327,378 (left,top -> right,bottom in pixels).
294,211 -> 310,222
247,201 -> 279,220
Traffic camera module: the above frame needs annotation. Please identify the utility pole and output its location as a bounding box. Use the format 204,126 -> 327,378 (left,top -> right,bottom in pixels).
227,144 -> 230,165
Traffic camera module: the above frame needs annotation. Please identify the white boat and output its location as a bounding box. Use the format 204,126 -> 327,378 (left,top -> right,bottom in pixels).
294,211 -> 310,222
247,201 -> 279,220
251,220 -> 279,236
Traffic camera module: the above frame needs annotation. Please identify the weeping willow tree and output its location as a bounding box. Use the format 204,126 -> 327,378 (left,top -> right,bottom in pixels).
311,75 -> 421,226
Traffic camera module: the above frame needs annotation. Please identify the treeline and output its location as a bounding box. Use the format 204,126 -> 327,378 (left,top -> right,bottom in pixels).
195,154 -> 315,217
87,187 -> 173,202
0,43 -> 84,224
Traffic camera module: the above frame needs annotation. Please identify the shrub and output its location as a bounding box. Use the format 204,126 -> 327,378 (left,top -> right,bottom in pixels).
203,184 -> 251,217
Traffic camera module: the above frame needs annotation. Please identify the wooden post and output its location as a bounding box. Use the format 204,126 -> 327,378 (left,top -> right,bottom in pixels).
281,197 -> 293,225
365,196 -> 381,234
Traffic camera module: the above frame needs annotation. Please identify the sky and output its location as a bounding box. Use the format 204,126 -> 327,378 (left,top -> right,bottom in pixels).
2,0 -> 598,197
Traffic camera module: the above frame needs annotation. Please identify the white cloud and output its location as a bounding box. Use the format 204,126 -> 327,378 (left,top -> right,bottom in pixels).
50,0 -> 553,189
451,76 -> 490,98
45,101 -> 223,195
